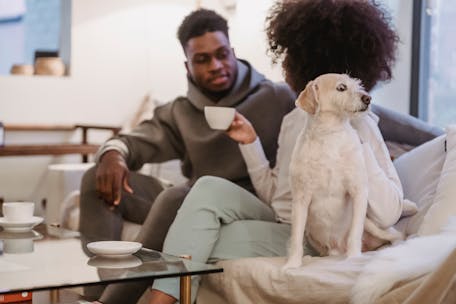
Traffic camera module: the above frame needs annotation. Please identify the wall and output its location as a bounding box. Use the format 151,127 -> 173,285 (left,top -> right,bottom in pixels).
0,0 -> 413,205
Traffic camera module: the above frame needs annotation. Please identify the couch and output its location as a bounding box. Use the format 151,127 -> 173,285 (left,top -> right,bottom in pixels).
196,108 -> 456,304
62,104 -> 454,303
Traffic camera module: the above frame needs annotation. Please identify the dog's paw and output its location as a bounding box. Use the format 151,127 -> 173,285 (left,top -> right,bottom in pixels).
346,238 -> 362,257
346,248 -> 362,258
282,256 -> 303,271
402,199 -> 418,216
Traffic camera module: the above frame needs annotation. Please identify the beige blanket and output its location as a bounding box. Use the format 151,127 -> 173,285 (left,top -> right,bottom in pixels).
198,255 -> 367,304
197,248 -> 455,304
378,248 -> 456,304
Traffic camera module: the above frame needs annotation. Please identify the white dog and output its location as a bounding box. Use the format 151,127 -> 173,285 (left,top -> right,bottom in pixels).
283,73 -> 402,269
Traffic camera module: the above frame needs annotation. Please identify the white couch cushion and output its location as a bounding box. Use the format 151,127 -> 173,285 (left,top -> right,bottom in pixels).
418,125 -> 456,235
393,134 -> 446,236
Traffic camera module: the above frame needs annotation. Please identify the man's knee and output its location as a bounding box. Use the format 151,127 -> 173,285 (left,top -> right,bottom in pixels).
80,166 -> 97,193
153,184 -> 190,213
79,166 -> 100,213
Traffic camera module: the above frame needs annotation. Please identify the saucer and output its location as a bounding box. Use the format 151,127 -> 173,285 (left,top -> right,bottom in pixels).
87,255 -> 143,269
0,216 -> 43,233
87,241 -> 142,257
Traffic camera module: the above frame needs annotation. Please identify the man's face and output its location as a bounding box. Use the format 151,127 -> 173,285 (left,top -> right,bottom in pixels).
184,31 -> 237,93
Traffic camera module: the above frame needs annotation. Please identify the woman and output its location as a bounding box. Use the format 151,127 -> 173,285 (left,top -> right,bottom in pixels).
149,1 -> 405,303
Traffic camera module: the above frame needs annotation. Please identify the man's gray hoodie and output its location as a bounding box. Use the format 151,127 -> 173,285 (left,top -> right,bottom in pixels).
97,59 -> 295,192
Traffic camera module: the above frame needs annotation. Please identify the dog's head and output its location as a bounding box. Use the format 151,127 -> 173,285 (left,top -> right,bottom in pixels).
295,73 -> 371,116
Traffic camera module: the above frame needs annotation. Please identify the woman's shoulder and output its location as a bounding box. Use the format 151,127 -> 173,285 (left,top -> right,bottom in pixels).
278,108 -> 309,144
351,110 -> 380,132
350,110 -> 385,145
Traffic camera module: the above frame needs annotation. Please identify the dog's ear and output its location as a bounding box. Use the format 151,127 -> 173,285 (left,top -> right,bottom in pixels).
296,81 -> 319,114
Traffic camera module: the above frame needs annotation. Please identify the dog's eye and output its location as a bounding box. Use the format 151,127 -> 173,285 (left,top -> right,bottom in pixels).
336,83 -> 347,92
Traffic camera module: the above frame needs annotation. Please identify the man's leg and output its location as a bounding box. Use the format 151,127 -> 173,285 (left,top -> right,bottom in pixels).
79,166 -> 165,246
135,184 -> 191,250
78,166 -> 164,303
98,184 -> 191,304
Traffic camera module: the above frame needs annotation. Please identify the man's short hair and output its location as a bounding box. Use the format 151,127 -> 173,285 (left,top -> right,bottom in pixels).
177,9 -> 229,50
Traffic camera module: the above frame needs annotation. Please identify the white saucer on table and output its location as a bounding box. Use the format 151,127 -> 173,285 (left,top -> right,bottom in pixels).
87,255 -> 143,269
0,216 -> 44,233
87,241 -> 142,258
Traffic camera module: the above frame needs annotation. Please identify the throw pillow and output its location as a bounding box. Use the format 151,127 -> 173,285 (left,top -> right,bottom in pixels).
418,125 -> 456,235
393,134 -> 446,236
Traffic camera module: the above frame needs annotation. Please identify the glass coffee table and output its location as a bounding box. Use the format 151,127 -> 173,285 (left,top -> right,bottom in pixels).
0,225 -> 222,304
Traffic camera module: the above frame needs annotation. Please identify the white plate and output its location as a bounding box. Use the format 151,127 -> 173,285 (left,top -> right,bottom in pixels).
86,241 -> 142,257
0,216 -> 43,233
87,255 -> 143,269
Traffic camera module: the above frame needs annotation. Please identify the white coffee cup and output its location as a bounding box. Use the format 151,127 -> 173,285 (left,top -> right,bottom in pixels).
2,202 -> 35,222
204,106 -> 235,130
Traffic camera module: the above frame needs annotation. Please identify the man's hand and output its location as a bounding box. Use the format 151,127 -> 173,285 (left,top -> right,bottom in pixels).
226,112 -> 257,144
96,150 -> 133,206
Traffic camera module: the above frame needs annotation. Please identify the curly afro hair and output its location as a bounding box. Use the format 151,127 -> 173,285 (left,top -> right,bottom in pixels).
266,0 -> 399,92
177,9 -> 229,50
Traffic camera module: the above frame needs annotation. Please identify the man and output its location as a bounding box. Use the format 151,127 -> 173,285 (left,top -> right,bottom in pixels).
80,8 -> 295,304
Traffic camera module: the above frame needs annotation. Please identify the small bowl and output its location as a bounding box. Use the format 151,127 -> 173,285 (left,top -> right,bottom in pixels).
34,57 -> 65,76
10,64 -> 34,76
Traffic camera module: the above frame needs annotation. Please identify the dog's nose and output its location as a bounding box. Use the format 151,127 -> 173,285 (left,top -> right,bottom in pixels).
361,94 -> 371,105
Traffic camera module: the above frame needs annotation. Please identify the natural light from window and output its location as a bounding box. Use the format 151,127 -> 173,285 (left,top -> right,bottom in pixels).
425,0 -> 456,128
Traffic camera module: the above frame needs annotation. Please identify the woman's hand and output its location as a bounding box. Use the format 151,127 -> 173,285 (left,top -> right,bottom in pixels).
225,112 -> 257,144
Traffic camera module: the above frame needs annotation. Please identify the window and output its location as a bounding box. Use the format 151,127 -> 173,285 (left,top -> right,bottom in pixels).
0,0 -> 70,76
412,0 -> 456,128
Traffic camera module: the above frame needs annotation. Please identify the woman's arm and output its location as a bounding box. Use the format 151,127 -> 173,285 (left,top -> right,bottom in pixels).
353,112 -> 404,228
226,112 -> 280,204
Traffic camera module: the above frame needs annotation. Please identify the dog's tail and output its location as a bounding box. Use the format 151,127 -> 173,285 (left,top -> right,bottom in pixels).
364,218 -> 404,242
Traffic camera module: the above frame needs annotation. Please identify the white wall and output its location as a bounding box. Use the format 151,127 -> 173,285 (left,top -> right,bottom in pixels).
0,0 -> 413,205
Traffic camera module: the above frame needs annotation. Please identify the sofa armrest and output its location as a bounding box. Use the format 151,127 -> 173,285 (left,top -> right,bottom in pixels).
371,104 -> 444,147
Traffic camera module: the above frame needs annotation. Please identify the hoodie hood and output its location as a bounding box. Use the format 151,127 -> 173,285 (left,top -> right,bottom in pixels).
187,59 -> 266,111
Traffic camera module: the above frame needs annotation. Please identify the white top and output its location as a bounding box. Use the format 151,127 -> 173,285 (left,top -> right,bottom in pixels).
239,108 -> 404,227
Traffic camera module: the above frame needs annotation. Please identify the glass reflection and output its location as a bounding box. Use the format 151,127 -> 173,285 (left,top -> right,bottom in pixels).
0,230 -> 42,254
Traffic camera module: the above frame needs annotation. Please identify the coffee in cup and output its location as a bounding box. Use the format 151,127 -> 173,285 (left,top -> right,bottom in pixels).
204,106 -> 235,130
2,202 -> 35,222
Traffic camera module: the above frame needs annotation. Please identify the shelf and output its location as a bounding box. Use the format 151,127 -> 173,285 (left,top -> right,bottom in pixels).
0,144 -> 100,157
0,123 -> 121,162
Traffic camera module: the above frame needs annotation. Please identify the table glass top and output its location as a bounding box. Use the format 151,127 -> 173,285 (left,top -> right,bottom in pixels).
0,225 -> 222,294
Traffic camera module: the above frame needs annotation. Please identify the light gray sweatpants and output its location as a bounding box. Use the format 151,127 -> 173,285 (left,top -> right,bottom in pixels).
153,175 -> 316,303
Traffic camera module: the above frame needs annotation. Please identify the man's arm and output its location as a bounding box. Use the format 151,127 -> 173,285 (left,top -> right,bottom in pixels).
96,102 -> 184,171
94,102 -> 184,205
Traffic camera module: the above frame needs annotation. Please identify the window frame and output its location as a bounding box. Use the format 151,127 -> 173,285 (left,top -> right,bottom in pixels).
410,0 -> 431,120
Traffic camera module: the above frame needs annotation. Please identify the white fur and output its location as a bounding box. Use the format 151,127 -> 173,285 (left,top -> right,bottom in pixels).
283,74 -> 400,270
351,216 -> 456,304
